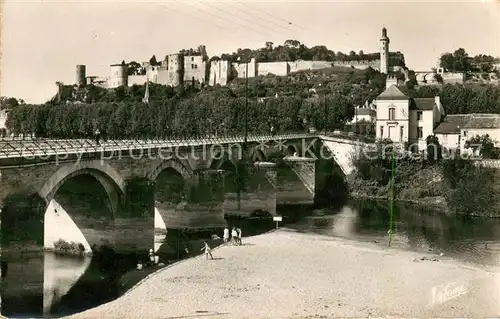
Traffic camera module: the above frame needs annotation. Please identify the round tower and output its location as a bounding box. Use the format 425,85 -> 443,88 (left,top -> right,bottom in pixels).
379,27 -> 390,74
76,65 -> 86,86
108,63 -> 128,88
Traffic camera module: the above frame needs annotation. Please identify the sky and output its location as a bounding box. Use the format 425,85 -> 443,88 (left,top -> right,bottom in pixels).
1,0 -> 499,104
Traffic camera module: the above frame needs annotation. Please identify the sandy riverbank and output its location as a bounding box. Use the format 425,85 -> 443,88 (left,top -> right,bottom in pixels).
65,229 -> 500,318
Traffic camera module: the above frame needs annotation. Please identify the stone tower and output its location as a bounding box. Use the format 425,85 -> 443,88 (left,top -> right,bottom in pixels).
76,65 -> 86,86
379,27 -> 390,74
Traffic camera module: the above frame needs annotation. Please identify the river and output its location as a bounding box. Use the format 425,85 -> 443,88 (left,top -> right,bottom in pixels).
2,199 -> 500,318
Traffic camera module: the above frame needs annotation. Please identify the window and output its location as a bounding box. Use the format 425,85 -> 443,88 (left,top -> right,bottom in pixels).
195,64 -> 198,69
417,126 -> 423,139
191,64 -> 195,69
389,108 -> 395,120
417,111 -> 422,121
380,126 -> 384,138
400,126 -> 404,141
191,57 -> 194,61
463,131 -> 467,137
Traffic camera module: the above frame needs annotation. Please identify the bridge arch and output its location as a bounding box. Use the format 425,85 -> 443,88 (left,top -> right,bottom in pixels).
40,161 -> 126,252
250,148 -> 267,163
149,158 -> 194,182
285,144 -> 298,157
150,158 -> 194,219
208,150 -> 236,171
40,161 -> 125,209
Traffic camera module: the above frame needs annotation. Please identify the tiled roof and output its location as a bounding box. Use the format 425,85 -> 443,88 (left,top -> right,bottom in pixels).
411,98 -> 435,111
434,115 -> 472,134
355,108 -> 375,116
463,114 -> 500,129
377,85 -> 409,100
434,113 -> 500,133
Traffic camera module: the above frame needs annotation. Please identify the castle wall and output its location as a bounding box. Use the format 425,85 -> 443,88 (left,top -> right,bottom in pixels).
441,72 -> 465,84
334,60 -> 380,71
257,61 -> 289,76
184,55 -> 206,84
158,54 -> 183,87
128,75 -> 148,86
289,60 -> 333,73
209,60 -> 230,86
231,58 -> 257,79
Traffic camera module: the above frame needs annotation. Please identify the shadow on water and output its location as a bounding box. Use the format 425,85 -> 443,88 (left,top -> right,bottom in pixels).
288,199 -> 500,266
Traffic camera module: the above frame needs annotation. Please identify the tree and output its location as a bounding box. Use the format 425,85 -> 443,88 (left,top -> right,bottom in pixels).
284,39 -> 301,48
425,135 -> 442,163
439,48 -> 471,72
149,55 -> 158,66
0,97 -> 20,109
464,134 -> 498,159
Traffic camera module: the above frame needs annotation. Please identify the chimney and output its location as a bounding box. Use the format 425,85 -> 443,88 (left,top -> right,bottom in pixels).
386,75 -> 398,89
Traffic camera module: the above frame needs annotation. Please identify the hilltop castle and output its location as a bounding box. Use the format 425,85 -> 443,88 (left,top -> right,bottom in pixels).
74,28 -> 403,89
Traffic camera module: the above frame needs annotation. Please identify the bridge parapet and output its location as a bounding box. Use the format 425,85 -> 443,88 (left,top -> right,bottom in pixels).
0,133 -> 315,159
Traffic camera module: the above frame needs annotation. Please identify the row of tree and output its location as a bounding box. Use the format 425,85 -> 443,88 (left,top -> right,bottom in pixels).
440,48 -> 499,73
408,83 -> 500,115
216,40 -> 406,66
6,94 -> 354,139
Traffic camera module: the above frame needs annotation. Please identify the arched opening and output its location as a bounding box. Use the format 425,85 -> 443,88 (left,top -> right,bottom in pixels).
47,171 -> 121,254
251,148 -> 267,163
154,167 -> 186,206
218,160 -> 237,194
285,145 -> 297,157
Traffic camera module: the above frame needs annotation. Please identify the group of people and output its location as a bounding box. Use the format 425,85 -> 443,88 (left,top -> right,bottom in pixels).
224,226 -> 242,246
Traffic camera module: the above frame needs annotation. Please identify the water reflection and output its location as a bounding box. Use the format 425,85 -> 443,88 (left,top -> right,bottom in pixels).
290,200 -> 500,266
43,253 -> 91,314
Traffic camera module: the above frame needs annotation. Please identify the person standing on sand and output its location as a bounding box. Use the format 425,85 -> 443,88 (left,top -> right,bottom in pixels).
201,241 -> 213,260
231,227 -> 238,245
223,227 -> 230,244
236,227 -> 242,245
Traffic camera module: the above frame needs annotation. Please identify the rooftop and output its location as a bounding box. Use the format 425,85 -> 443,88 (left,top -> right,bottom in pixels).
434,114 -> 472,134
355,108 -> 376,116
411,98 -> 435,111
463,114 -> 500,129
377,85 -> 409,100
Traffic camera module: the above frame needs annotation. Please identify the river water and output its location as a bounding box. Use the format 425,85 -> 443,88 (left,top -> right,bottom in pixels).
2,199 -> 500,318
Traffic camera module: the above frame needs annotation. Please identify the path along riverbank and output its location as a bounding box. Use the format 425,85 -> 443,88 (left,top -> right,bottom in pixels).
65,228 -> 500,318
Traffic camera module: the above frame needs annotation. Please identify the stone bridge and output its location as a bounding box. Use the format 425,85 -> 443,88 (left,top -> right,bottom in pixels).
0,133 -> 365,256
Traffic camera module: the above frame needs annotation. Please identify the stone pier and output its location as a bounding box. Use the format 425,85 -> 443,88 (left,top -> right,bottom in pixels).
277,157 -> 316,206
223,162 -> 277,218
156,169 -> 228,231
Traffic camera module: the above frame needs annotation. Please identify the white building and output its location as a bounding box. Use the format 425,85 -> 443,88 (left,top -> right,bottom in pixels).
375,82 -> 445,151
433,114 -> 471,152
351,107 -> 376,124
434,114 -> 500,155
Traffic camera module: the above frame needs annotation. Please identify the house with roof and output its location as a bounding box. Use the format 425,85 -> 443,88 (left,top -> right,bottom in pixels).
434,114 -> 500,155
375,80 -> 445,151
350,101 -> 376,124
433,114 -> 472,152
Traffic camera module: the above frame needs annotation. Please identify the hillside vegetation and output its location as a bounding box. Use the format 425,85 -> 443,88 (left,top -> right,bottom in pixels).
349,141 -> 500,217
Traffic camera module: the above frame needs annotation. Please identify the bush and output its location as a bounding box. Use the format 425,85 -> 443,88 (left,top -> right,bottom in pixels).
53,239 -> 86,256
441,157 -> 500,216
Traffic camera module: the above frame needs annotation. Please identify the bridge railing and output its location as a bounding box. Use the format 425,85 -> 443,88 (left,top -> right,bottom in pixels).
0,132 -> 316,159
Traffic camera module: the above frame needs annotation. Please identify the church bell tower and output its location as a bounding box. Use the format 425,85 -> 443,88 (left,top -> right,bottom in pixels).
380,27 -> 390,74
